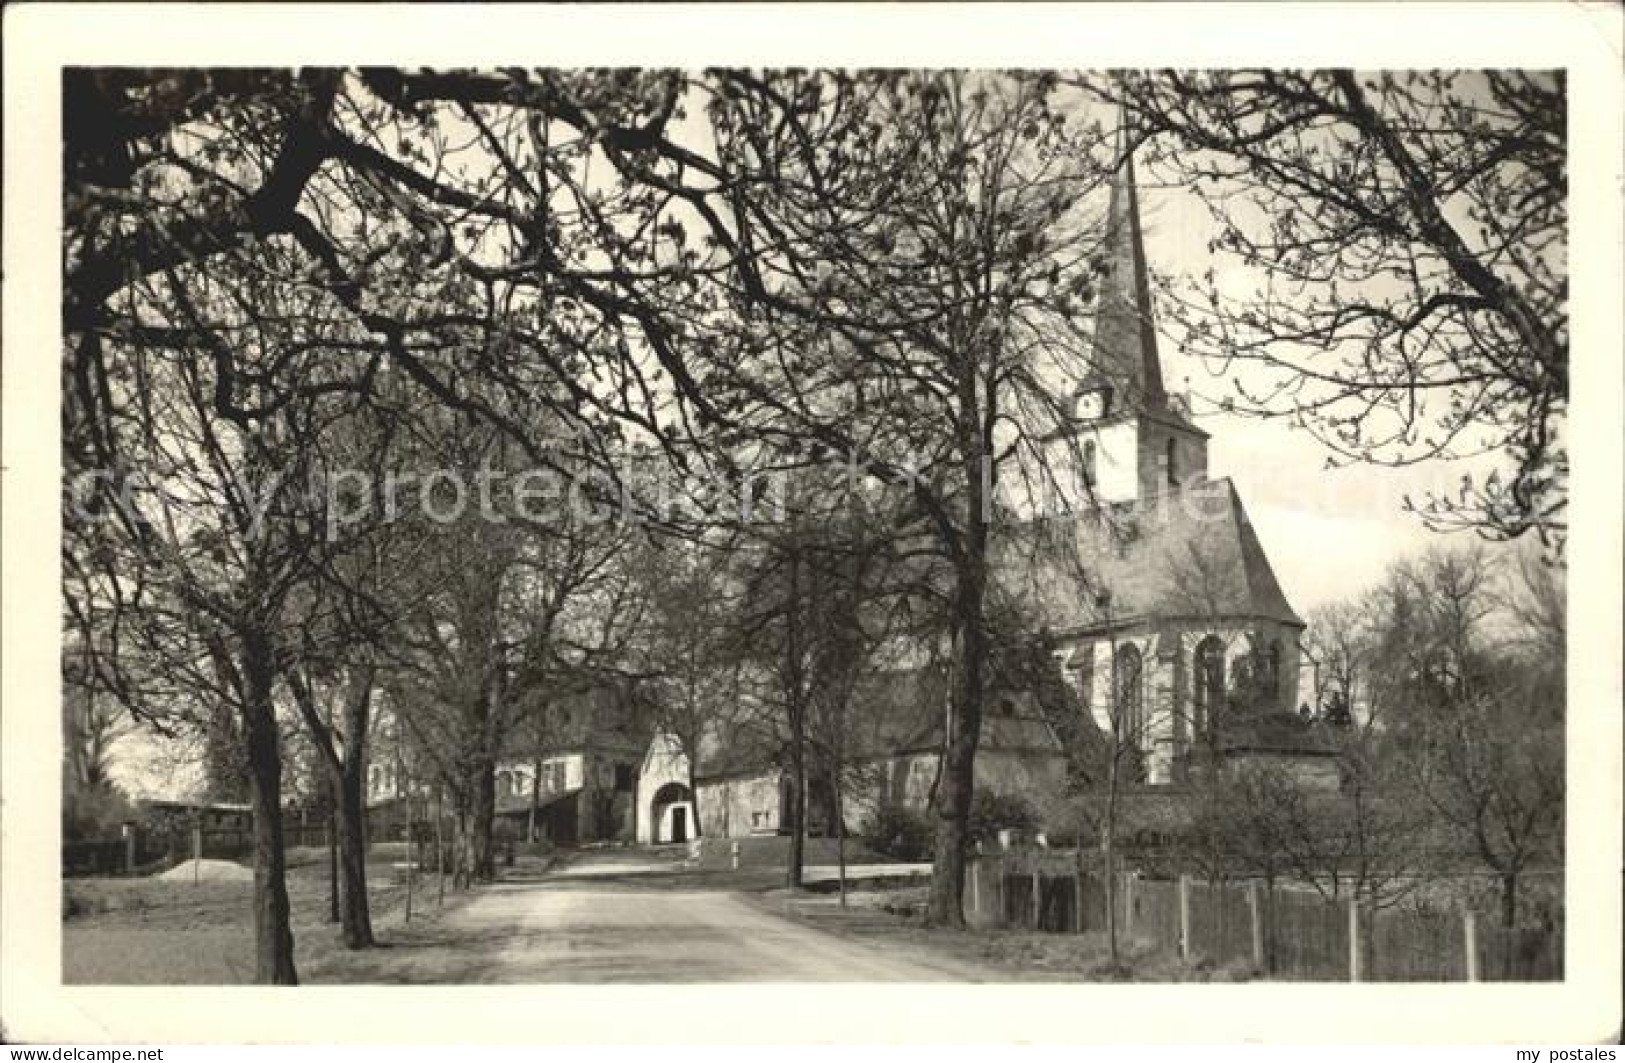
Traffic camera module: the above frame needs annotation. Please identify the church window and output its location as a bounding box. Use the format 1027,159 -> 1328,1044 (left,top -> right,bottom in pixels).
1166,437 -> 1178,486
1114,644 -> 1144,736
1082,440 -> 1097,489
1268,640 -> 1285,703
1115,644 -> 1145,781
1194,636 -> 1225,734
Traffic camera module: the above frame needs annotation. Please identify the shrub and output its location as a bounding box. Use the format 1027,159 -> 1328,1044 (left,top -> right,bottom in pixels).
62,784 -> 137,844
862,803 -> 935,862
968,791 -> 1040,846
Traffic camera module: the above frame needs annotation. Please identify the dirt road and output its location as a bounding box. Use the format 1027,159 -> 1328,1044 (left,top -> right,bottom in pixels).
305,847 -> 983,983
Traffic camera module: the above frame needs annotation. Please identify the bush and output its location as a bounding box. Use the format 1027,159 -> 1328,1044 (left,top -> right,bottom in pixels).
968,791 -> 1040,846
62,784 -> 137,844
862,803 -> 935,862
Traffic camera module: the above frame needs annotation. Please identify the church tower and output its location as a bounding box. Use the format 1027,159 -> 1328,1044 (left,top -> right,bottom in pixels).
1039,125 -> 1209,513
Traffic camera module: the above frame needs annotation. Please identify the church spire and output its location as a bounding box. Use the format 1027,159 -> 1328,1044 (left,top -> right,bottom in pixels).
1090,120 -> 1167,411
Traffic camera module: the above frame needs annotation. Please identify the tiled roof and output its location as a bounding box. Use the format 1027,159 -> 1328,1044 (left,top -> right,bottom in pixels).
493,788 -> 580,816
996,477 -> 1303,631
693,666 -> 1064,781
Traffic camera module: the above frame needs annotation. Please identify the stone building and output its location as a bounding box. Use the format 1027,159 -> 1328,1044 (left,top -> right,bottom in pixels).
366,683 -> 649,845
636,666 -> 1070,844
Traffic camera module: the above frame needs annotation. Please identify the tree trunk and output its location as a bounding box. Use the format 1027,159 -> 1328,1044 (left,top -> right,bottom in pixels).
326,803 -> 340,924
449,791 -> 472,890
334,669 -> 375,948
434,783 -> 447,906
926,551 -> 988,928
240,628 -> 297,985
785,547 -> 806,889
786,761 -> 805,889
527,753 -> 543,842
786,723 -> 806,889
332,764 -> 374,948
685,749 -> 703,840
288,663 -> 374,948
834,769 -> 848,910
1103,753 -> 1121,962
468,755 -> 496,883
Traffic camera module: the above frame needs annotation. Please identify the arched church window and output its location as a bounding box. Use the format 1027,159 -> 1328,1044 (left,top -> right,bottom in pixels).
1166,437 -> 1178,486
1115,644 -> 1146,782
1268,640 -> 1284,704
1114,644 -> 1144,737
1194,635 -> 1225,733
1082,440 -> 1097,489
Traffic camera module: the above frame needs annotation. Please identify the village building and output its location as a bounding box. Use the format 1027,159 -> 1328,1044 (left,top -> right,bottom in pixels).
366,684 -> 649,845
635,670 -> 1070,845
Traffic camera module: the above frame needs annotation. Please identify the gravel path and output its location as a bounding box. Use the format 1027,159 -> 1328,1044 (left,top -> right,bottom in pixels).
306,848 -> 984,983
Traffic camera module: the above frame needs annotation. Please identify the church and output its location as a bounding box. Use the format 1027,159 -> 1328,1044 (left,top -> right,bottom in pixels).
635,138 -> 1339,845
1004,135 -> 1336,790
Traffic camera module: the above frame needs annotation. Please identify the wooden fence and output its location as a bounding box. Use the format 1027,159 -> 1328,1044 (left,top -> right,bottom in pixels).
966,849 -> 1562,982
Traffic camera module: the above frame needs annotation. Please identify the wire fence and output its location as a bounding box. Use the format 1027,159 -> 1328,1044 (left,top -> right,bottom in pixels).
966,848 -> 1562,982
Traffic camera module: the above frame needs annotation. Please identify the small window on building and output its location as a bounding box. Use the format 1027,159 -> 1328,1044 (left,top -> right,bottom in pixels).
1082,440 -> 1097,489
1166,437 -> 1178,486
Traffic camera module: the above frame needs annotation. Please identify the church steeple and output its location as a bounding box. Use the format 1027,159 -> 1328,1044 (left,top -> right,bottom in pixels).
1029,117 -> 1207,512
1090,122 -> 1167,412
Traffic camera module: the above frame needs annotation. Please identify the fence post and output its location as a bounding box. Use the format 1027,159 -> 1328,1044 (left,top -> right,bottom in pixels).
1031,861 -> 1042,931
1248,880 -> 1264,970
969,851 -> 980,923
121,823 -> 136,876
1074,860 -> 1084,934
1463,909 -> 1480,982
191,822 -> 202,885
1347,897 -> 1362,982
1177,874 -> 1192,961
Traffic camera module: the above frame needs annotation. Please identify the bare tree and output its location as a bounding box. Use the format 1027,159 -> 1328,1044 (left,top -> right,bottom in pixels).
1089,71 -> 1567,549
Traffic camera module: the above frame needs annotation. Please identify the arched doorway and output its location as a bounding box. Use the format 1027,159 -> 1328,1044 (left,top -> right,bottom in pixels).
650,782 -> 694,844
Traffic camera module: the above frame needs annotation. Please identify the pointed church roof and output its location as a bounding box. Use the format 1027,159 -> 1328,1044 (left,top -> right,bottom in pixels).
997,477 -> 1305,632
1089,122 -> 1169,413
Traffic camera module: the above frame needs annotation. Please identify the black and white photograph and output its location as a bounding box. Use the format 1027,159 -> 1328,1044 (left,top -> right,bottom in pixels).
3,1 -> 1621,1047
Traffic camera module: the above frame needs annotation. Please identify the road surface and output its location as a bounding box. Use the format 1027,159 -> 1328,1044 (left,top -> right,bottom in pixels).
306,847 -> 980,983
